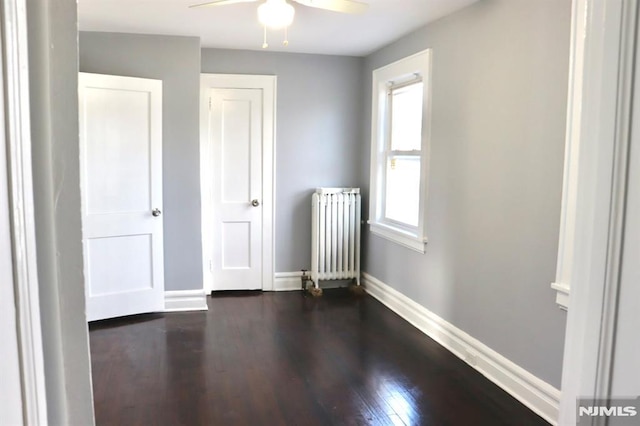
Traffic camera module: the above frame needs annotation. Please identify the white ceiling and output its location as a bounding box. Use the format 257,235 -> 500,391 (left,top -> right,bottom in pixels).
78,0 -> 480,56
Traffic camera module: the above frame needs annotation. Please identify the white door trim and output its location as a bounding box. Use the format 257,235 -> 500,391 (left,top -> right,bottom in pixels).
558,0 -> 638,424
1,0 -> 48,422
200,74 -> 276,292
550,0 -> 589,311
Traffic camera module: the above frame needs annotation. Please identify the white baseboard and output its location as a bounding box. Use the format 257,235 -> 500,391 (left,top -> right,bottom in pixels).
164,289 -> 208,312
274,272 -> 304,291
274,271 -> 350,292
361,272 -> 560,425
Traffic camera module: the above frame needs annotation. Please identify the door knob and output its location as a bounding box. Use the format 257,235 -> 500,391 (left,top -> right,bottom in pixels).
152,208 -> 162,217
251,199 -> 260,207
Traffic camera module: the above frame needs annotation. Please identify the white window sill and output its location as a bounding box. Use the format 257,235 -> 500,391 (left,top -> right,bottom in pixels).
368,221 -> 427,253
551,282 -> 569,311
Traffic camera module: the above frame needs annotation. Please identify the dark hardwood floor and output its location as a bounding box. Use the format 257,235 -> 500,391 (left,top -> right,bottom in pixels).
89,289 -> 548,426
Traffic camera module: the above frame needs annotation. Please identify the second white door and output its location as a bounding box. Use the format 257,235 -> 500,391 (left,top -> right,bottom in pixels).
209,87 -> 265,290
79,73 -> 164,321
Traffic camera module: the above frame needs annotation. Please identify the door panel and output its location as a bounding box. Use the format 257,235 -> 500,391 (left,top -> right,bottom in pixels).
210,88 -> 263,290
84,88 -> 151,214
222,222 -> 251,269
86,235 -> 153,296
221,99 -> 252,203
79,73 -> 164,321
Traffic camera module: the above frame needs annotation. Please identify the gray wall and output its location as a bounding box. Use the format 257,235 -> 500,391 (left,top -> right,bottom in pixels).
79,32 -> 203,291
28,0 -> 95,423
360,0 -> 571,387
201,49 -> 364,272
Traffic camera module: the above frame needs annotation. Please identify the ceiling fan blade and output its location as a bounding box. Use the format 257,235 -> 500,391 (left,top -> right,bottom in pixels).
189,0 -> 258,9
293,0 -> 368,14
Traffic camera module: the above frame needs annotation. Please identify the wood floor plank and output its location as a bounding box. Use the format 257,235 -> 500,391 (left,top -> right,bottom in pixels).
89,289 -> 549,425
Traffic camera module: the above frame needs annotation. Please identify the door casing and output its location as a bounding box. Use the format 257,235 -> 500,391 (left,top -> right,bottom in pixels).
200,74 -> 276,293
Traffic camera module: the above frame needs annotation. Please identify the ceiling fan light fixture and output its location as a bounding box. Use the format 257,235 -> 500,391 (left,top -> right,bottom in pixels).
257,0 -> 295,29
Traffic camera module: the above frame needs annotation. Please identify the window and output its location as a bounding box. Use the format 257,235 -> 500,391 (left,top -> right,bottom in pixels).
368,50 -> 432,253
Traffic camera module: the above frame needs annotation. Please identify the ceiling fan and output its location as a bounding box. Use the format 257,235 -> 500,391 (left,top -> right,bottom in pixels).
189,0 -> 369,48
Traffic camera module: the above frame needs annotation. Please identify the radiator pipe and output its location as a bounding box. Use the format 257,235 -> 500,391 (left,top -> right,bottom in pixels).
300,269 -> 311,291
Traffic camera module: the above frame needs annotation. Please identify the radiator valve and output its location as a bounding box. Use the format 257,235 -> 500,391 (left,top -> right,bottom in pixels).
300,269 -> 312,291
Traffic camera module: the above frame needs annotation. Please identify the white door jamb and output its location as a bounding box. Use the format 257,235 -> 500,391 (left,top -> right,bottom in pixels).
1,0 -> 48,422
558,0 -> 638,424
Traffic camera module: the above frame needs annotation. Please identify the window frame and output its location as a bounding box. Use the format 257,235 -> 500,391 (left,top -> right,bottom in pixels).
368,49 -> 432,253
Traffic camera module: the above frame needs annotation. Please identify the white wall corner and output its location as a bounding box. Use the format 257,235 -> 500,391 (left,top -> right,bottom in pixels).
164,289 -> 208,312
361,272 -> 561,425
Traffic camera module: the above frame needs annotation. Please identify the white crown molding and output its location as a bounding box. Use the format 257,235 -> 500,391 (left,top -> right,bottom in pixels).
164,290 -> 208,312
362,272 -> 560,425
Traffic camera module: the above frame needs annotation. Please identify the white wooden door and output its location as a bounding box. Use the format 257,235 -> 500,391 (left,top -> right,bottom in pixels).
209,88 -> 264,290
79,73 -> 164,321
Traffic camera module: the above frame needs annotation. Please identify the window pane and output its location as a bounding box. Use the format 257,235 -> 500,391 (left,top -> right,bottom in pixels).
390,82 -> 423,151
385,156 -> 420,227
